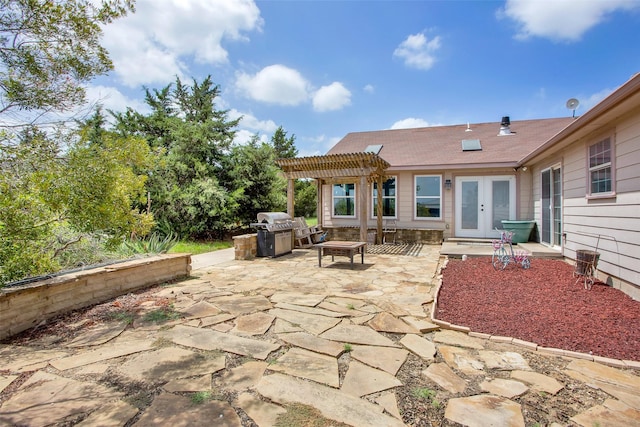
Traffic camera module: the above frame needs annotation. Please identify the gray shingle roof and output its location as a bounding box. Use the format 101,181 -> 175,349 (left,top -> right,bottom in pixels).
327,117 -> 574,170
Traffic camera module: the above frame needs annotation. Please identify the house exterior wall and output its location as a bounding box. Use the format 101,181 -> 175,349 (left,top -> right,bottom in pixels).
320,168 -> 527,241
531,108 -> 640,298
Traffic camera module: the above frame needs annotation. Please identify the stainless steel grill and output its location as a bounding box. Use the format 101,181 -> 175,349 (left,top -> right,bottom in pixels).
251,212 -> 294,257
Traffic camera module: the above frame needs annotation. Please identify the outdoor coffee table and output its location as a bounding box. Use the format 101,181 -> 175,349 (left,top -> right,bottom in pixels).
314,241 -> 366,269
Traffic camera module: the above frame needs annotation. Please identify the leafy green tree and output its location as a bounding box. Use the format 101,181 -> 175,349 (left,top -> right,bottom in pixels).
0,0 -> 135,115
222,135 -> 286,226
271,125 -> 298,159
113,76 -> 241,239
295,179 -> 317,218
0,123 -> 154,286
270,125 -> 317,217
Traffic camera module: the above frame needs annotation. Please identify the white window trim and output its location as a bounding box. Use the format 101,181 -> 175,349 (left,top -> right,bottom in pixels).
414,174 -> 442,220
371,176 -> 397,219
587,134 -> 616,199
332,183 -> 357,218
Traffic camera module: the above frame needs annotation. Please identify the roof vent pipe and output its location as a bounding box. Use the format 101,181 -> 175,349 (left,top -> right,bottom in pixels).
499,115 -> 512,136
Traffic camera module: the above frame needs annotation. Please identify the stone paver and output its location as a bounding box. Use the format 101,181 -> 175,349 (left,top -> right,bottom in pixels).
256,373 -> 406,427
232,311 -> 275,335
433,329 -> 485,349
278,331 -> 345,357
164,374 -> 212,392
235,392 -> 287,427
182,300 -> 222,318
66,321 -> 127,347
75,400 -> 139,427
320,324 -> 398,347
0,371 -> 121,426
445,395 -> 525,427
210,294 -> 273,315
269,347 -> 339,387
341,360 -> 403,397
118,347 -> 225,382
478,350 -> 532,371
511,370 -> 564,394
162,324 -> 280,360
218,361 -> 268,392
49,339 -> 152,371
438,345 -> 485,375
0,375 -> 18,393
134,393 -> 242,427
400,333 -> 436,361
570,398 -> 640,427
422,362 -> 467,394
350,345 -> 409,375
368,312 -> 420,333
375,391 -> 403,420
480,378 -> 529,398
270,308 -> 341,335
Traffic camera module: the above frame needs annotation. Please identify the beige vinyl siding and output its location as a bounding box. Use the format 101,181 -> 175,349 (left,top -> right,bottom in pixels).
561,112 -> 640,292
517,171 -> 533,220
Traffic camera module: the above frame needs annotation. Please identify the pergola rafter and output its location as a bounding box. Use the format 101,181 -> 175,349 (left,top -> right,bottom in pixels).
276,152 -> 391,243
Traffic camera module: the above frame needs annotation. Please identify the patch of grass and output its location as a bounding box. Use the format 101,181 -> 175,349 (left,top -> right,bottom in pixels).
109,311 -> 134,325
170,240 -> 232,255
346,303 -> 355,310
412,387 -> 436,400
191,391 -> 213,405
275,403 -> 351,427
343,343 -> 353,352
142,306 -> 181,323
151,337 -> 174,348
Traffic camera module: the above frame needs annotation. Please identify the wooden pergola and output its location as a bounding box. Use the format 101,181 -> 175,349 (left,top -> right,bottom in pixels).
276,152 -> 391,244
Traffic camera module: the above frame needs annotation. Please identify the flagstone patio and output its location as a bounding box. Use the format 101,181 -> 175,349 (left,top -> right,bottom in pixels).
0,245 -> 639,426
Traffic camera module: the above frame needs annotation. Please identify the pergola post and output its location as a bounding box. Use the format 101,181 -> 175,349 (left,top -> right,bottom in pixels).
359,174 -> 368,243
287,178 -> 295,218
376,174 -> 383,244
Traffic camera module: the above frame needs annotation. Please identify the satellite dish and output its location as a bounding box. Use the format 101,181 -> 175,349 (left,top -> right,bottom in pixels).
566,98 -> 580,117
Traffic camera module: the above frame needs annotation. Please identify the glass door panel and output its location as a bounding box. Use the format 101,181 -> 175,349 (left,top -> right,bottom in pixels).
461,181 -> 479,229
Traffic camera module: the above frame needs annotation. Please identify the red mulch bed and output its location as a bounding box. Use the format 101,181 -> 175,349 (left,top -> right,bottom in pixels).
436,257 -> 640,361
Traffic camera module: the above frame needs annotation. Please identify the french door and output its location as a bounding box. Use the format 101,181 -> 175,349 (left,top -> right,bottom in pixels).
455,176 -> 516,238
541,167 -> 562,247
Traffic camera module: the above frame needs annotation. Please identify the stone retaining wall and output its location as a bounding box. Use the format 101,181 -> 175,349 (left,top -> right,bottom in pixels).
0,253 -> 191,340
326,227 -> 443,244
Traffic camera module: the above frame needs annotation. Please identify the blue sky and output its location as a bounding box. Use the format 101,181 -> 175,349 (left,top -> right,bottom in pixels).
88,0 -> 640,156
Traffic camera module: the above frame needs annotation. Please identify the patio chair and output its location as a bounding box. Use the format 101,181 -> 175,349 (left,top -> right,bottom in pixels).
293,217 -> 324,247
383,220 -> 397,244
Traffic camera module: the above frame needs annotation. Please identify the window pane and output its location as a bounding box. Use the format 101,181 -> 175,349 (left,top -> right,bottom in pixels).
416,176 -> 440,197
591,167 -> 611,193
333,198 -> 354,216
416,198 -> 440,217
492,180 -> 510,230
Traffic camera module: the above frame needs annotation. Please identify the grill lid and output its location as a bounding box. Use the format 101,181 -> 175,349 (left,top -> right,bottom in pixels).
257,212 -> 292,224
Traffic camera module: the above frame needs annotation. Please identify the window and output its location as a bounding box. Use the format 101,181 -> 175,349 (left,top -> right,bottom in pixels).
415,175 -> 441,219
588,136 -> 613,195
333,183 -> 356,217
372,177 -> 396,218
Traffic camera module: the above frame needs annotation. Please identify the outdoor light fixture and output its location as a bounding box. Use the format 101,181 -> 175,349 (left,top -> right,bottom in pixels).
444,179 -> 452,190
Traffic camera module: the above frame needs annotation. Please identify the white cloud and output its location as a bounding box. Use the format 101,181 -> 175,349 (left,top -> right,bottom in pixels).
312,82 -> 351,112
85,85 -> 148,114
101,0 -> 262,87
236,64 -> 310,105
363,84 -> 375,94
228,109 -> 278,133
499,0 -> 639,42
393,32 -> 441,70
390,118 -> 432,129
